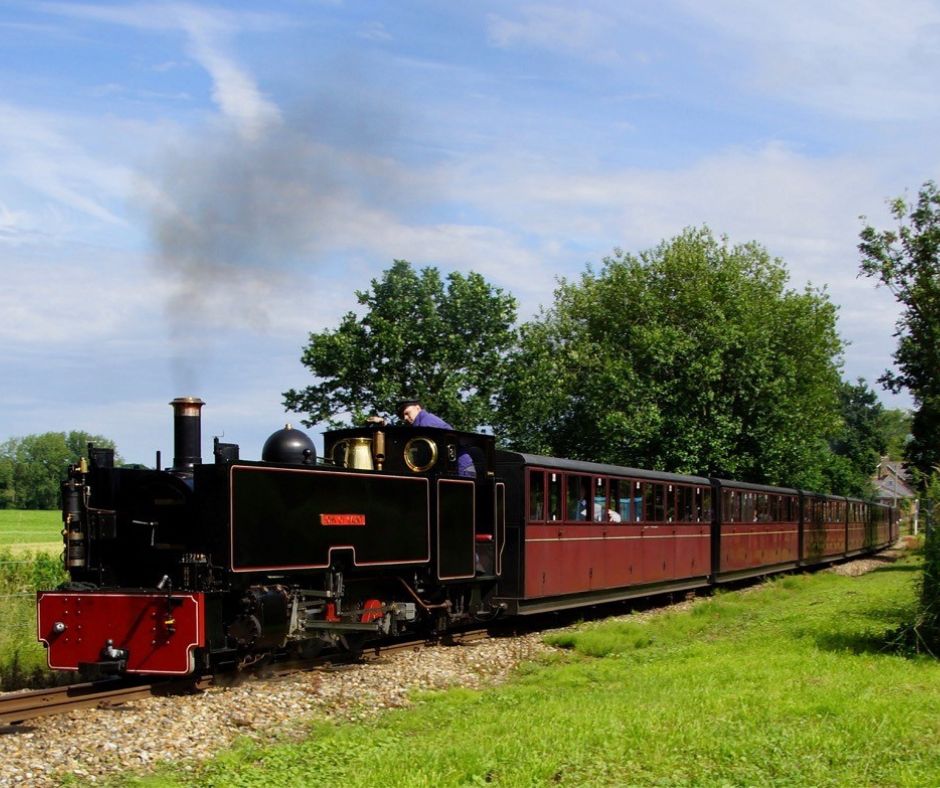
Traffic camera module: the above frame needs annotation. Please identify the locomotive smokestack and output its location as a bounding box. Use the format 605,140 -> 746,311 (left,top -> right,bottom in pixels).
170,397 -> 204,469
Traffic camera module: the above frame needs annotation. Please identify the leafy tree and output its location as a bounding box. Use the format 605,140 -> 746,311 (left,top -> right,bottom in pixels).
880,408 -> 912,461
0,453 -> 13,508
859,181 -> 940,479
284,260 -> 518,430
495,227 -> 845,488
0,431 -> 117,510
823,378 -> 885,497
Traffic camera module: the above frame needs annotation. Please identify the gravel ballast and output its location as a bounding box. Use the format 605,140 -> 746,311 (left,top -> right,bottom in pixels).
0,634 -> 553,787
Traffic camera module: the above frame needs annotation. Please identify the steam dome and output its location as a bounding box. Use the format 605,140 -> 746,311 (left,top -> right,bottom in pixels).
262,424 -> 316,465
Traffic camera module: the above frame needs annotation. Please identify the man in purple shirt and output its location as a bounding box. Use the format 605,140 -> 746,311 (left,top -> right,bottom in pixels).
397,400 -> 476,478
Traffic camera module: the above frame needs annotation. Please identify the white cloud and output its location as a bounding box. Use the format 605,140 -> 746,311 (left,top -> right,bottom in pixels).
486,5 -> 625,65
176,6 -> 281,140
41,3 -> 284,139
0,101 -> 130,227
671,0 -> 940,120
0,251 -> 162,346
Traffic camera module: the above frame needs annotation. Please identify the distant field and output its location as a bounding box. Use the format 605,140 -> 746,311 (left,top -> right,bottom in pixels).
0,510 -> 61,554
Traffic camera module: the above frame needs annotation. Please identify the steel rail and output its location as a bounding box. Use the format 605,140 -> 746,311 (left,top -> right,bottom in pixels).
0,676 -> 212,726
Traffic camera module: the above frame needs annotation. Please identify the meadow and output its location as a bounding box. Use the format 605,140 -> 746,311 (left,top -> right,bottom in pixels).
107,548 -> 939,787
0,509 -> 61,554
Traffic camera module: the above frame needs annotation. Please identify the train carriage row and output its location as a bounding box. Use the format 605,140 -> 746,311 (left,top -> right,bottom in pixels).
494,451 -> 897,614
36,400 -> 898,677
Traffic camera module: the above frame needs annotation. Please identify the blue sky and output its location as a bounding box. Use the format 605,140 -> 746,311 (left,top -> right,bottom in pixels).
1,1 -> 937,464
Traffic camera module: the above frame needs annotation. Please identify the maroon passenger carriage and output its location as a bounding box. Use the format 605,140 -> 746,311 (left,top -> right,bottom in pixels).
494,454 -> 713,613
492,452 -> 898,615
36,400 -> 899,677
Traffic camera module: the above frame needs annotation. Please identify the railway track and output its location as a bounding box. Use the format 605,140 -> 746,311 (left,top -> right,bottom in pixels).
0,676 -> 211,726
0,627 -> 490,726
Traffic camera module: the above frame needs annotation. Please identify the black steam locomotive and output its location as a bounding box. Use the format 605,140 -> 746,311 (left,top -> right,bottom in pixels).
37,398 -> 897,676
39,398 -> 504,674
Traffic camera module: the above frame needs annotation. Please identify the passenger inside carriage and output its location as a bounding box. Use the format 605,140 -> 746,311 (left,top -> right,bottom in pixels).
567,475 -> 591,521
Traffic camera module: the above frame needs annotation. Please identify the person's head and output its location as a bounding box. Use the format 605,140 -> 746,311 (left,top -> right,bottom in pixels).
397,399 -> 422,424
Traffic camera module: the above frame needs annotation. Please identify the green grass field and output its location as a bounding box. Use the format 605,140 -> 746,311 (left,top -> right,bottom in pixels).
0,509 -> 61,554
107,550 -> 939,787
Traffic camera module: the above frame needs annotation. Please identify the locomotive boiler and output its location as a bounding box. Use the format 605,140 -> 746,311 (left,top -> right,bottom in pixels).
38,398 -> 504,675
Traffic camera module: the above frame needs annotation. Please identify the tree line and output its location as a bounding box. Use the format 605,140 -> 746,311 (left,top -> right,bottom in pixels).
285,226 -> 912,497
6,191 -> 933,511
0,433 -> 117,510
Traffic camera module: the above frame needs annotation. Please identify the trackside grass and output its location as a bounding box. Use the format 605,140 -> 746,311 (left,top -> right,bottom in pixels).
0,546 -> 67,689
0,511 -> 65,688
110,551 -> 940,787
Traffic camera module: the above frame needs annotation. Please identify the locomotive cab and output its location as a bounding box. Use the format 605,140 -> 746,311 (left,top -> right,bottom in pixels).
323,424 -> 494,479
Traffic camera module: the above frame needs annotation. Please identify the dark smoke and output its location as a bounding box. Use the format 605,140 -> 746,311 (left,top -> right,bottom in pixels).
140,90 -> 409,392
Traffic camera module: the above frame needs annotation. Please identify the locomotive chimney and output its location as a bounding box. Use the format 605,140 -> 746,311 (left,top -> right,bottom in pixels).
170,397 -> 204,469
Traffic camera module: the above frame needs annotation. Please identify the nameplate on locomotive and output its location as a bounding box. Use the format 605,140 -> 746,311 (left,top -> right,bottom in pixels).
319,513 -> 367,526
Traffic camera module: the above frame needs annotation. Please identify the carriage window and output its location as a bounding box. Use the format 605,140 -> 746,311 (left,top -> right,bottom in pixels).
742,492 -> 756,522
643,483 -> 665,522
701,488 -> 713,522
725,489 -> 742,523
567,474 -> 591,521
756,493 -> 770,522
528,471 -> 545,521
608,479 -> 627,522
677,486 -> 693,522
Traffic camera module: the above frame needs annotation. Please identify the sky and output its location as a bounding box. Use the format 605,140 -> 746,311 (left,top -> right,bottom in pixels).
1,1 -> 938,465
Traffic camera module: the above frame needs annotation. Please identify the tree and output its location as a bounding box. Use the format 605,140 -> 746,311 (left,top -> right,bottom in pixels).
859,181 -> 940,479
0,431 -> 117,510
880,408 -> 912,461
495,228 -> 845,488
283,260 -> 518,430
823,378 -> 886,497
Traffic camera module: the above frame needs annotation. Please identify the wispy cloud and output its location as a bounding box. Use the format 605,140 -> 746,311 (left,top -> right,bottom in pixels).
486,5 -> 627,66
676,0 -> 940,120
175,5 -> 281,140
0,101 -> 129,229
41,3 -> 285,138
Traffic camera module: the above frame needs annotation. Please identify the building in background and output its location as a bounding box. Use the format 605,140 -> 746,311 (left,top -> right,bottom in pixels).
874,458 -> 918,534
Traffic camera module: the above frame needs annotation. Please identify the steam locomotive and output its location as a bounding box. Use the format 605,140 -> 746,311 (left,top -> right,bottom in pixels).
36,398 -> 898,676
